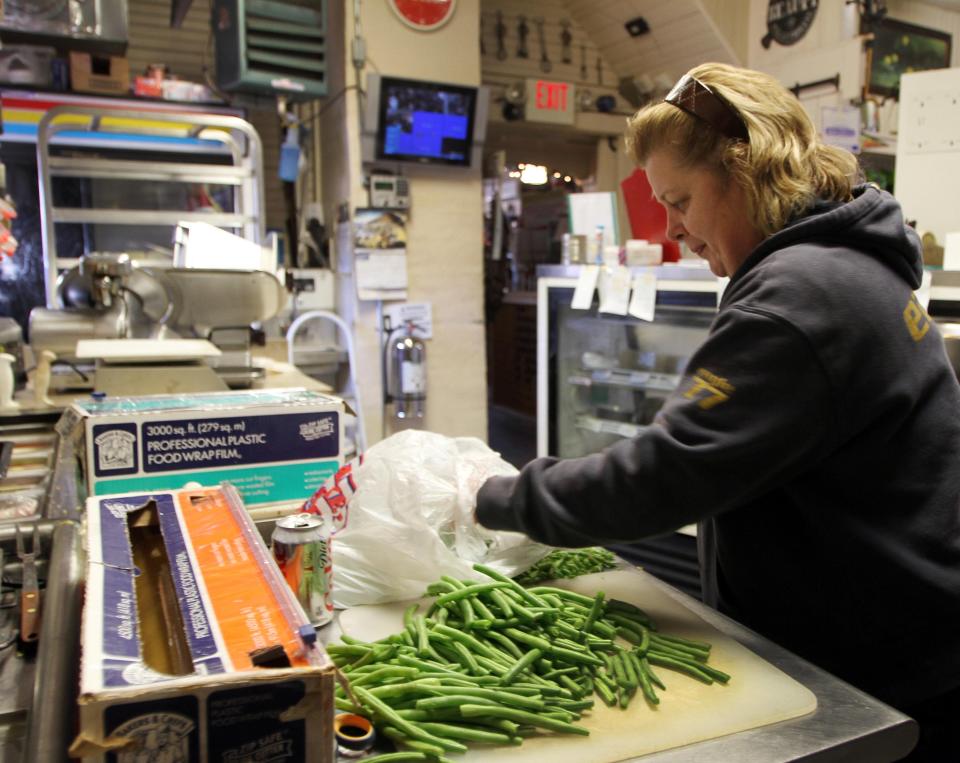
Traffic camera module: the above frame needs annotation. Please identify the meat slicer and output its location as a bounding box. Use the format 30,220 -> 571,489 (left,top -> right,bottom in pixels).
28,253 -> 286,391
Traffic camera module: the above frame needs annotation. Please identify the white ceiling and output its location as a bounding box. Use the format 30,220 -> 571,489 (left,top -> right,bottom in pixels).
563,0 -> 737,84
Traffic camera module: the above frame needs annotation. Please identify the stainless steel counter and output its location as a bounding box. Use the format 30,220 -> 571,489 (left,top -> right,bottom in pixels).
625,573 -> 917,762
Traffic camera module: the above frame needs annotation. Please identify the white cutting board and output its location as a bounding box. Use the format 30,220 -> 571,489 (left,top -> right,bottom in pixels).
338,568 -> 817,762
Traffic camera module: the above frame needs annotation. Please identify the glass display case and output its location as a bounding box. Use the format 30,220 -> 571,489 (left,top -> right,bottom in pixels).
535,264 -> 720,599
537,264 -> 719,458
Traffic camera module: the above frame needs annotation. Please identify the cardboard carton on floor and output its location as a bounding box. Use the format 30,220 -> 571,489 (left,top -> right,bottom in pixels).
57,388 -> 344,514
71,485 -> 334,762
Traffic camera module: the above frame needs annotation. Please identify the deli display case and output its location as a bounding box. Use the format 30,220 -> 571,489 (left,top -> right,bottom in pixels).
536,263 -> 720,597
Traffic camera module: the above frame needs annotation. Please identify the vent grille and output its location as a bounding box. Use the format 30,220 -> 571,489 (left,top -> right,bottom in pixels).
215,0 -> 326,99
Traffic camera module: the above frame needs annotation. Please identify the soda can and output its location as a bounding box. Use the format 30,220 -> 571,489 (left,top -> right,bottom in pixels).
271,512 -> 333,627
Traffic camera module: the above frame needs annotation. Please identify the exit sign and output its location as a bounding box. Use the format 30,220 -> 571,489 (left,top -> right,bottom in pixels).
525,78 -> 575,125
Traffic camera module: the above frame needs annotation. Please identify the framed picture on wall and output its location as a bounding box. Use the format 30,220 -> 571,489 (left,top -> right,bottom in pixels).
865,18 -> 952,98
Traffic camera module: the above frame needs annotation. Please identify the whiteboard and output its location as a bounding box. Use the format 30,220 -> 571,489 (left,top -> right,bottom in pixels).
895,68 -> 960,244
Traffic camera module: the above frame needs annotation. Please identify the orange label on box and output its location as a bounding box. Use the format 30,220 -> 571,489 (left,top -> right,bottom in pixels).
176,489 -> 307,669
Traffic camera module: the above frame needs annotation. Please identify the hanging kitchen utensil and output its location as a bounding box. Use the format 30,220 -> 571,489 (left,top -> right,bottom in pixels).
480,13 -> 486,56
596,55 -> 604,86
495,10 -> 507,60
560,19 -> 573,64
580,43 -> 587,80
517,15 -> 529,59
534,17 -> 551,73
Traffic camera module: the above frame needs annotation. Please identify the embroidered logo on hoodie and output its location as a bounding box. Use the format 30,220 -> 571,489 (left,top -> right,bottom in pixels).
903,293 -> 931,342
683,368 -> 735,410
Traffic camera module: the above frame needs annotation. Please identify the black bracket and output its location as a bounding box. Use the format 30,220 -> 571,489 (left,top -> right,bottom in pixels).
790,74 -> 840,98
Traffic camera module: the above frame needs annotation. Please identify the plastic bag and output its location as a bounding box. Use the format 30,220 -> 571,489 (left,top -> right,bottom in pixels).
302,429 -> 550,607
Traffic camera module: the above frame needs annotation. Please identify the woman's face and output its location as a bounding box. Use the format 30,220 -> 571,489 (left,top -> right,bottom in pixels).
645,149 -> 764,278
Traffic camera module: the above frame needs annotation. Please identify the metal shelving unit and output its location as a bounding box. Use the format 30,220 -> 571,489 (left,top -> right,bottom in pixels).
36,106 -> 266,307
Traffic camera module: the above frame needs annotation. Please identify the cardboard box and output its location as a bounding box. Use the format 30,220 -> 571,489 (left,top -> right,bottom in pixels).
58,388 -> 344,511
72,485 -> 334,762
69,51 -> 130,95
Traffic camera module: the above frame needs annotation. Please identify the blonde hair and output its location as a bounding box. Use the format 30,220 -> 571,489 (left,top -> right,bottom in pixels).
626,63 -> 861,237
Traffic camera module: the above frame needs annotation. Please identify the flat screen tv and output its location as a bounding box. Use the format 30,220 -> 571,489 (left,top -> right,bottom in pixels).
866,18 -> 952,98
363,74 -> 488,168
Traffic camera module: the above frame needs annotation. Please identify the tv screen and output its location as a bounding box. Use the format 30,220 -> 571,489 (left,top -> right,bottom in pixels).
376,76 -> 478,166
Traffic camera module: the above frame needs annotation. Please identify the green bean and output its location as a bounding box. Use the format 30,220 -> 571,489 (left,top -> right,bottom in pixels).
395,655 -> 463,676
354,686 -> 467,753
424,686 -> 544,710
618,651 -> 639,690
580,591 -> 605,642
634,654 -> 660,706
649,640 -> 706,663
646,653 -> 715,684
473,597 -> 497,621
459,598 -> 475,626
484,630 -> 524,660
416,695 -> 500,711
687,661 -> 731,684
606,598 -> 654,625
595,678 -> 617,706
503,628 -> 551,652
558,674 -> 585,697
460,704 -> 589,736
550,646 -> 603,666
529,586 -> 595,607
433,582 -> 510,606
652,632 -> 712,652
417,721 -> 519,745
641,657 -> 666,690
474,564 -> 549,608
489,589 -> 514,618
541,667 -> 579,680
432,623 -> 501,661
475,655 -> 510,676
381,726 -> 447,756
650,635 -> 709,662
500,647 -> 542,686
448,640 -> 482,675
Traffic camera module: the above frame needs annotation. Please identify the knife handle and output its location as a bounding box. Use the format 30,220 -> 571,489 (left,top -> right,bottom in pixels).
20,588 -> 40,643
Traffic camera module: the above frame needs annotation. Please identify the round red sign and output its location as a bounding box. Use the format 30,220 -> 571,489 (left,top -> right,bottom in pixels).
389,0 -> 457,31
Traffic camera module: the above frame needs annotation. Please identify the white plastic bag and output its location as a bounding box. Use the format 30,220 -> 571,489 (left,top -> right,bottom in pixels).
309,430 -> 549,607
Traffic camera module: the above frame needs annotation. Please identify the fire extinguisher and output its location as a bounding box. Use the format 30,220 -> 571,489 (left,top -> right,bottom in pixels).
385,321 -> 426,419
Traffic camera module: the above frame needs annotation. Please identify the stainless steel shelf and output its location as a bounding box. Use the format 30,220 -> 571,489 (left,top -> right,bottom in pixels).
575,414 -> 648,438
50,208 -> 253,227
46,156 -> 254,185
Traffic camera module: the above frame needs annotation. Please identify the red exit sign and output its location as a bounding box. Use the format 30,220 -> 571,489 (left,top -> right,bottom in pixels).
525,78 -> 576,125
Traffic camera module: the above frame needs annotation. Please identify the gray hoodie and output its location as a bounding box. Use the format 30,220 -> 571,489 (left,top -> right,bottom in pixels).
477,185 -> 960,707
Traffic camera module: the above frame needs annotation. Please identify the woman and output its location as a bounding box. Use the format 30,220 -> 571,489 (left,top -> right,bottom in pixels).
476,63 -> 960,760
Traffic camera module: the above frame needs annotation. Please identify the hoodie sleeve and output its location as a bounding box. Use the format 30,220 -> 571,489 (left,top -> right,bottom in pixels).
476,306 -> 838,547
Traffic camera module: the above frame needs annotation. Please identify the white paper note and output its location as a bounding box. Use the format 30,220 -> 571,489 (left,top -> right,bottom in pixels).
628,272 -> 657,322
571,265 -> 600,310
943,232 -> 960,271
598,265 -> 631,315
915,268 -> 933,311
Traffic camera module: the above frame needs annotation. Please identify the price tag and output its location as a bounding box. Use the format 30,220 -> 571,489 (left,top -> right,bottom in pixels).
628,272 -> 657,322
598,265 -> 631,315
571,265 -> 600,310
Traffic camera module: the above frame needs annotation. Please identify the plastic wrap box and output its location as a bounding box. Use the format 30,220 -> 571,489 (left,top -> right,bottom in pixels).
72,485 -> 334,762
58,388 -> 344,511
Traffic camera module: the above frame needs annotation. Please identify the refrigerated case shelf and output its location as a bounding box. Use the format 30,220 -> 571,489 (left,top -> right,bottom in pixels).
569,368 -> 681,392
575,414 -> 648,439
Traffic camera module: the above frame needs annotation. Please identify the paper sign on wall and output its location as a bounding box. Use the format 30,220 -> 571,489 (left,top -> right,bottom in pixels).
353,208 -> 408,301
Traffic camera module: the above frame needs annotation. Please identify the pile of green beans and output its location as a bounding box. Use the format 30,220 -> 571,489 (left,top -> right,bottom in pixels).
513,547 -> 618,585
329,564 -> 730,762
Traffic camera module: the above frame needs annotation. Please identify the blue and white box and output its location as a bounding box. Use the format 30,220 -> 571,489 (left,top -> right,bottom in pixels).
61,388 -> 344,510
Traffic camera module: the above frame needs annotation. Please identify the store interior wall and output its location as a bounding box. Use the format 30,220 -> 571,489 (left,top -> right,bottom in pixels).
126,0 -> 286,232
316,0 -> 487,447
